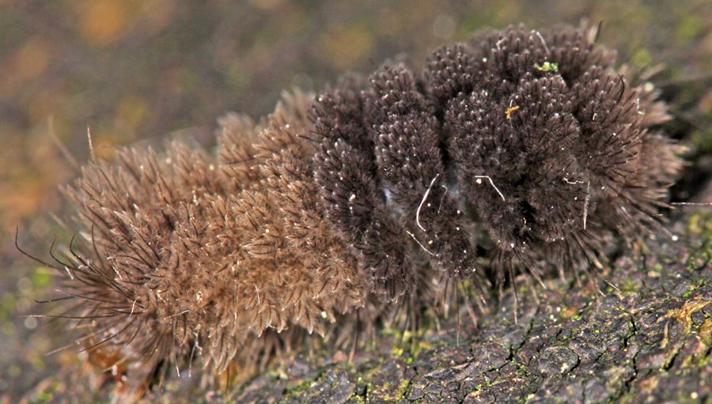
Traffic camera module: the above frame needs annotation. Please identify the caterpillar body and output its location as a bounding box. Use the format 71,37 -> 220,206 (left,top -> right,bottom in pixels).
30,24 -> 684,398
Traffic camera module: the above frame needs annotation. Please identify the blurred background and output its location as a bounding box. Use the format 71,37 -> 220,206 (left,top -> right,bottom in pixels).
1,0 -> 710,401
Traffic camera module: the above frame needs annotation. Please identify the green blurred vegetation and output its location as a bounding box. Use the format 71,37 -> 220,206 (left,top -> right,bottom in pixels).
0,0 -> 710,401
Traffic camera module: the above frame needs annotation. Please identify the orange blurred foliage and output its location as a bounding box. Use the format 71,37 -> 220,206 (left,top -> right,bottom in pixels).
76,0 -> 130,46
0,37 -> 51,95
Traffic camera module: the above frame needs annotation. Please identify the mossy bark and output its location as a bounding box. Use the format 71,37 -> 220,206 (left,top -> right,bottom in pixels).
187,212 -> 712,403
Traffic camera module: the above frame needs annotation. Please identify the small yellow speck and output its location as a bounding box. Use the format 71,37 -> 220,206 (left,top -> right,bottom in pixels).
505,105 -> 520,119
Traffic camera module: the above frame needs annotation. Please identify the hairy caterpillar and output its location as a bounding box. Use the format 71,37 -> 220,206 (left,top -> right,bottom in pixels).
24,23 -> 684,399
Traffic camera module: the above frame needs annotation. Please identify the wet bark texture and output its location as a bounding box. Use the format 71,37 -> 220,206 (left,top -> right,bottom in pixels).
216,211 -> 712,403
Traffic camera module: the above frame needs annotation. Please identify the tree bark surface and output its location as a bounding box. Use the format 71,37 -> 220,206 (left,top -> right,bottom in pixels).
224,211 -> 712,403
